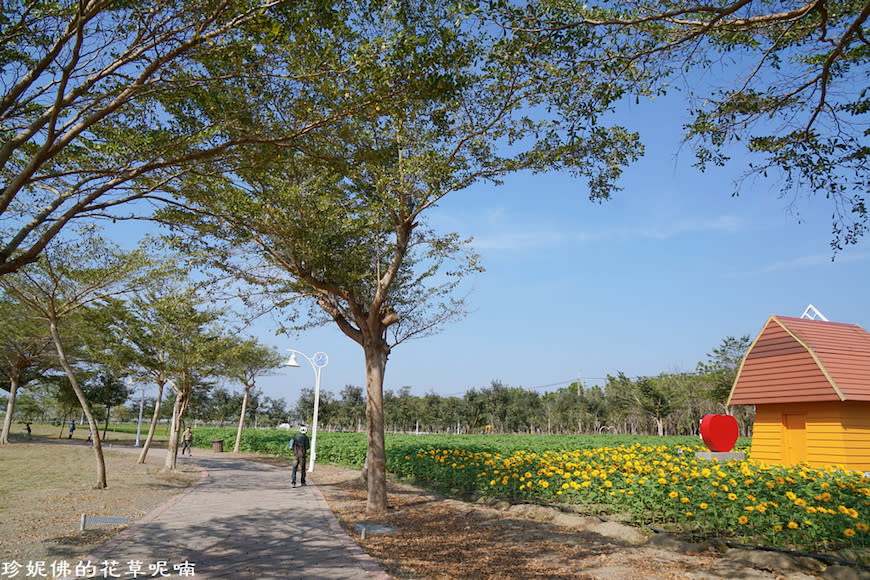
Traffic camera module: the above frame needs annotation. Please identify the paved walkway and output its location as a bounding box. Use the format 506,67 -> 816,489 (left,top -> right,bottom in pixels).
64,451 -> 391,580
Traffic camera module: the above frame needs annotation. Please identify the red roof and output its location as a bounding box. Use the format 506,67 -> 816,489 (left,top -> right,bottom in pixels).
728,315 -> 870,405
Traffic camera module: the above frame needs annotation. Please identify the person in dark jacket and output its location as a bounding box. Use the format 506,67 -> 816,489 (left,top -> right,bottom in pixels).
290,426 -> 310,488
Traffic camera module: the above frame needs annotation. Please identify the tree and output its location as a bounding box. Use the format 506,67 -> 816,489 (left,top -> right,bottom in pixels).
294,387 -> 336,427
508,0 -> 870,250
203,386 -> 242,427
155,298 -> 224,471
85,372 -> 130,440
220,337 -> 283,453
259,396 -> 290,427
0,234 -> 155,488
0,0 -> 394,276
0,295 -> 52,444
108,281 -> 221,465
697,335 -> 753,409
336,385 -> 366,431
161,1 -> 641,513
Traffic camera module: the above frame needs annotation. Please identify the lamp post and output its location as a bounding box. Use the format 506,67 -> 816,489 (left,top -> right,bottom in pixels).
284,349 -> 328,472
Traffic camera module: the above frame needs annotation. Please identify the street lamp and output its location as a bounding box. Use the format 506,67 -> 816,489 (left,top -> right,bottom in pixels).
284,349 -> 328,472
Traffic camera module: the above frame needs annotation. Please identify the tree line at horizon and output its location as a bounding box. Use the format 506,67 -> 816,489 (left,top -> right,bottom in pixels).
294,335 -> 754,437
4,319 -> 754,441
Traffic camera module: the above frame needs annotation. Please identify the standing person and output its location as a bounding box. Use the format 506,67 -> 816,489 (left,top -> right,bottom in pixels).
289,426 -> 310,488
68,419 -> 75,439
181,426 -> 193,456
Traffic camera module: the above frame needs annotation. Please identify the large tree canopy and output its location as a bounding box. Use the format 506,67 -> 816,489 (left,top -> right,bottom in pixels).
157,0 -> 643,513
0,0 -> 397,275
505,0 -> 869,249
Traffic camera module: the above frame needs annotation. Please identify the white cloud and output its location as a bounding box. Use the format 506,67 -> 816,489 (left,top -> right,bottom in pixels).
756,251 -> 870,274
472,214 -> 744,250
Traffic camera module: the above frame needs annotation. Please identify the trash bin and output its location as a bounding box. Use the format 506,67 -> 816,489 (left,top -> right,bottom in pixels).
211,439 -> 224,453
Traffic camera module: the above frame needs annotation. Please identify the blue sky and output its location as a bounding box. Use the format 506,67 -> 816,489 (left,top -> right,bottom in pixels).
253,96 -> 870,405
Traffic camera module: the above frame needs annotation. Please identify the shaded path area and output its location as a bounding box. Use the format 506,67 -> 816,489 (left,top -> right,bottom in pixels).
65,453 -> 390,579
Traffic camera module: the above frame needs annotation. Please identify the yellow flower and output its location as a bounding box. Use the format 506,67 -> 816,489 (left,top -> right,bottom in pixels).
738,516 -> 749,525
856,523 -> 869,532
700,503 -> 708,510
786,491 -> 797,501
787,521 -> 799,529
845,528 -> 856,537
728,493 -> 737,501
773,525 -> 783,532
680,497 -> 689,503
669,491 -> 679,499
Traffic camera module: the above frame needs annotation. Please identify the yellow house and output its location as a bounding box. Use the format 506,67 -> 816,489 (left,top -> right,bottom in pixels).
727,315 -> 870,471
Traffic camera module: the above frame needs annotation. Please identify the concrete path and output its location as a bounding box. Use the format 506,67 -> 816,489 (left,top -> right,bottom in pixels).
65,452 -> 391,580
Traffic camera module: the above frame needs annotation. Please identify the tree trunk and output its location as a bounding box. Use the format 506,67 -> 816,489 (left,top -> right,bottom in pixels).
233,387 -> 250,454
137,381 -> 164,464
0,376 -> 19,445
364,344 -> 389,514
49,319 -> 107,488
164,385 -> 189,471
103,406 -> 111,441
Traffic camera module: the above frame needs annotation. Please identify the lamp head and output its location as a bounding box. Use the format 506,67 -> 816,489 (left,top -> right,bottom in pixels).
283,352 -> 300,367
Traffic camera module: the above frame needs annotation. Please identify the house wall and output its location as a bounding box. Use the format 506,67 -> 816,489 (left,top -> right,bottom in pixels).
750,402 -> 870,471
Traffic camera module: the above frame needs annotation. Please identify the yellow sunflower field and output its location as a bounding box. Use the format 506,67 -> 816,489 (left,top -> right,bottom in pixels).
400,441 -> 870,555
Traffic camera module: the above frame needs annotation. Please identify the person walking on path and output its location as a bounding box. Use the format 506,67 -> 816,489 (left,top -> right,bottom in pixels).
181,426 -> 193,456
290,426 -> 310,487
68,419 -> 75,439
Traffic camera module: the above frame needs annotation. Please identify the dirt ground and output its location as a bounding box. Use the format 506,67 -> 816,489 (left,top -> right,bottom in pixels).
0,442 -> 201,564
